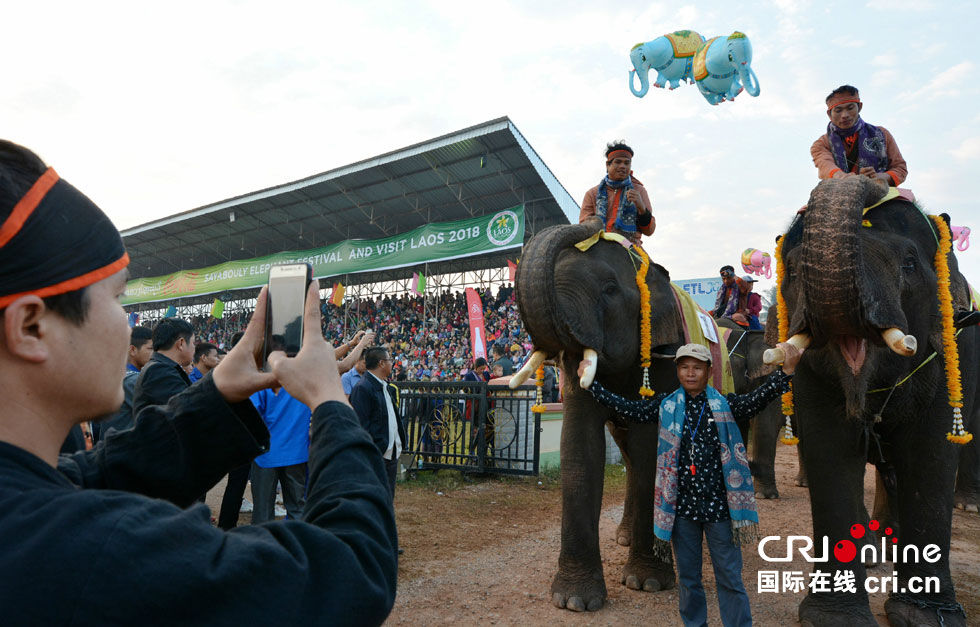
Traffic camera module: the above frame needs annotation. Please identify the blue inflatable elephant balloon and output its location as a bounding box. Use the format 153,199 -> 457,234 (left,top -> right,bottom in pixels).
692,31 -> 760,105
629,30 -> 705,96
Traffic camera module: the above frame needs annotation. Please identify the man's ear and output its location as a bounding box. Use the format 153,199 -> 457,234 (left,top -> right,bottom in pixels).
2,295 -> 51,363
857,102 -> 863,113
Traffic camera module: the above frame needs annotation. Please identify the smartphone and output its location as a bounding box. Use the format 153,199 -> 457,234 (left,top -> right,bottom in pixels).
263,263 -> 313,370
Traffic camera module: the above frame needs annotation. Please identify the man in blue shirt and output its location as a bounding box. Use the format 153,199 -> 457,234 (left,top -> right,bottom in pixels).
189,342 -> 218,383
249,386 -> 311,523
342,354 -> 367,397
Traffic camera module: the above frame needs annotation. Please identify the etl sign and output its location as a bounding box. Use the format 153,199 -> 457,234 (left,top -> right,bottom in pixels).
673,277 -> 723,312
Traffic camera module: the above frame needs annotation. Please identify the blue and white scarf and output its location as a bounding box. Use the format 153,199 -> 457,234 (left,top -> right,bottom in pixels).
595,175 -> 637,233
653,386 -> 758,547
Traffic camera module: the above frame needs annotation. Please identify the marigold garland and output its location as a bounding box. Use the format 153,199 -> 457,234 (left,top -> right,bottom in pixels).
773,235 -> 799,445
634,245 -> 655,396
930,215 -> 972,444
531,363 -> 546,413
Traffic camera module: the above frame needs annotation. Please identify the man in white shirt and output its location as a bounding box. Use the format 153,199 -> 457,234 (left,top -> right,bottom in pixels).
349,347 -> 405,504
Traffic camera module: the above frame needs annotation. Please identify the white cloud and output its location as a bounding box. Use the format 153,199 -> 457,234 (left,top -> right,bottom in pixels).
951,137 -> 980,161
871,54 -> 897,67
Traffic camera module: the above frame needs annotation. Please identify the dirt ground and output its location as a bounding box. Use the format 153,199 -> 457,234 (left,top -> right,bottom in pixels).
204,444 -> 979,625
382,444 -> 980,626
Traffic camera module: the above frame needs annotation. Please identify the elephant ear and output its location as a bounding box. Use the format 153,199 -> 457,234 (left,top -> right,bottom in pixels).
763,304 -> 780,347
647,261 -> 684,348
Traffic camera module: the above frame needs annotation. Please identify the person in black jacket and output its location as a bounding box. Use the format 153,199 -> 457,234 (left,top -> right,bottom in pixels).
350,346 -> 406,502
132,317 -> 195,418
0,140 -> 397,625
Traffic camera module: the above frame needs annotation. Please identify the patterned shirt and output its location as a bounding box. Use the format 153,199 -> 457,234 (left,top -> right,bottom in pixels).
590,371 -> 792,522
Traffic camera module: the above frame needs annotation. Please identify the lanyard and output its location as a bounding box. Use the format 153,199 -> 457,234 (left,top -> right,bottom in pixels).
686,398 -> 707,476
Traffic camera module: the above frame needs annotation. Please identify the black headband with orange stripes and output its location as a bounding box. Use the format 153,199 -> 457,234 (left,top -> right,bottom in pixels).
0,168 -> 128,309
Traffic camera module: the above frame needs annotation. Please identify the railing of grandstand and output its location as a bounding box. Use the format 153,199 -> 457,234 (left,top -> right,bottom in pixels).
397,381 -> 540,476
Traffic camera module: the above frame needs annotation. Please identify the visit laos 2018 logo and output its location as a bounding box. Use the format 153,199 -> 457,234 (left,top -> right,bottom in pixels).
487,210 -> 519,246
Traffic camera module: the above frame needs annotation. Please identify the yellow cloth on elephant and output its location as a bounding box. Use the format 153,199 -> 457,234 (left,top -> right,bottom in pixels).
574,230 -> 632,252
665,30 -> 702,58
692,37 -> 719,81
669,283 -> 736,395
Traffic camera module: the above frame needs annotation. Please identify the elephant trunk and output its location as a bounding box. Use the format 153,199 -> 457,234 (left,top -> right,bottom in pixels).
737,63 -> 760,97
629,69 -> 650,98
515,220 -> 606,356
799,177 -> 885,344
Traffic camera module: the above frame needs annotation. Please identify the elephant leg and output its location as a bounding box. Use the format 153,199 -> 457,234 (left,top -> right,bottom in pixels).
550,390 -> 609,612
953,401 -> 980,512
883,406 -> 965,627
953,437 -> 979,512
796,400 -> 876,626
872,461 -> 900,537
620,420 -> 675,593
795,417 -> 808,487
606,420 -> 634,546
749,403 -> 782,499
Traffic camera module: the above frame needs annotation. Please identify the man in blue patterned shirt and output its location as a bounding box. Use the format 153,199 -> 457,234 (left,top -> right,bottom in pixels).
579,341 -> 802,627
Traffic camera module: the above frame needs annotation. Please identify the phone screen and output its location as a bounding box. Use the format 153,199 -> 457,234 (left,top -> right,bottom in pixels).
264,263 -> 312,369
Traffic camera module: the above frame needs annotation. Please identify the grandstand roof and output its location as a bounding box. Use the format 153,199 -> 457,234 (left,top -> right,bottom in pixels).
121,117 -> 577,293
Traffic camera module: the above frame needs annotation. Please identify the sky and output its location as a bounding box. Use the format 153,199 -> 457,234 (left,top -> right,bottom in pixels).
4,0 -> 978,297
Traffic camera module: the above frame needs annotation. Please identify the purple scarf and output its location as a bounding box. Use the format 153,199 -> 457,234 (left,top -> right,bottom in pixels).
827,117 -> 888,174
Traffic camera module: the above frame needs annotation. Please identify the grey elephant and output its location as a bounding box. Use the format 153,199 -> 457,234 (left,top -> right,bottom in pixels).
716,318 -> 790,499
772,176 -> 977,626
512,219 -> 789,611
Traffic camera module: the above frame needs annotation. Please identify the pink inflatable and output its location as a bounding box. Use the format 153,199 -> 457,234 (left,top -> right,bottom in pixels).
951,226 -> 970,252
740,248 -> 772,279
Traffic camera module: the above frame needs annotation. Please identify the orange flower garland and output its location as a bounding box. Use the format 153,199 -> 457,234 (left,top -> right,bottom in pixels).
774,235 -> 799,445
930,215 -> 972,444
634,245 -> 655,396
531,363 -> 546,413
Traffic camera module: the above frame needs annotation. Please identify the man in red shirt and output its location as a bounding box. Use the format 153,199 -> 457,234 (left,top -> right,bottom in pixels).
579,141 -> 655,245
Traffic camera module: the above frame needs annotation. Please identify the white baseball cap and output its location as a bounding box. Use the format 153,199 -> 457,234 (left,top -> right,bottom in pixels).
674,343 -> 712,364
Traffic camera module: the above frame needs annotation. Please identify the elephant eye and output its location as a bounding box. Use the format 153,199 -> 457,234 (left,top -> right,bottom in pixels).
901,256 -> 917,274
602,282 -> 618,296
641,55 -> 646,62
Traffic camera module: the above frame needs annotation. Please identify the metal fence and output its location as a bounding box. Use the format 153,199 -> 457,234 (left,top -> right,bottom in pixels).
396,381 -> 540,476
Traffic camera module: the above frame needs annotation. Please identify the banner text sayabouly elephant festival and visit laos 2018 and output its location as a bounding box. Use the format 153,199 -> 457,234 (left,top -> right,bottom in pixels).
122,206 -> 525,305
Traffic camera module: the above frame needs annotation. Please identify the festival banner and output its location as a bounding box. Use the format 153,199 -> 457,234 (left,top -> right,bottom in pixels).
464,287 -> 487,360
672,276 -> 724,312
123,206 -> 525,305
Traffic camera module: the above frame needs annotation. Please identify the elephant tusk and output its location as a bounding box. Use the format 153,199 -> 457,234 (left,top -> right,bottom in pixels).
579,348 -> 598,389
508,350 -> 547,389
763,333 -> 811,365
881,327 -> 917,357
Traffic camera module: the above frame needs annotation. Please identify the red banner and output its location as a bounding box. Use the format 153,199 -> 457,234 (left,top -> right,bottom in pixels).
465,287 -> 487,360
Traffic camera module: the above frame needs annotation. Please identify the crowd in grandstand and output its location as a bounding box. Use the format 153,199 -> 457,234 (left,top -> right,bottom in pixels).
182,283 -> 529,381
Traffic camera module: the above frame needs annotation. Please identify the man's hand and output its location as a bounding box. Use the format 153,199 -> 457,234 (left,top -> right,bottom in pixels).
777,341 -> 804,375
211,286 -> 278,403
626,189 -> 647,213
338,329 -> 376,374
268,281 -> 348,410
576,358 -> 593,379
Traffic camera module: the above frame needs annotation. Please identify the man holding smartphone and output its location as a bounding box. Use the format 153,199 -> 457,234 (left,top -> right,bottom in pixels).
0,140 -> 397,624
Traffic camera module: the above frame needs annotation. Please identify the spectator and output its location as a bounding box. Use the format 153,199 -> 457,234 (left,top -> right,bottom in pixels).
190,341 -> 219,382
95,326 -> 153,442
491,363 -> 504,379
350,346 -> 405,555
463,357 -> 490,383
0,140 -> 396,623
491,344 -> 514,376
343,355 -> 368,396
132,317 -> 195,419
217,331 -> 251,530
249,384 -> 311,524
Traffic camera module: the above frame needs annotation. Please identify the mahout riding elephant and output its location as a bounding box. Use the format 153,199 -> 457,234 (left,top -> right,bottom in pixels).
773,176 -> 977,626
